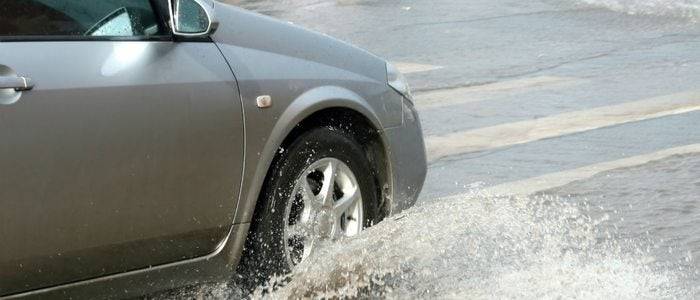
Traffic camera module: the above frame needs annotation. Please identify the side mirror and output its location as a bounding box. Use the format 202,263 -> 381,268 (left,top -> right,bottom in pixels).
169,0 -> 218,37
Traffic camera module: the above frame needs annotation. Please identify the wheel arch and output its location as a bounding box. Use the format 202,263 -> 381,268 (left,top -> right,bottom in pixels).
233,86 -> 394,226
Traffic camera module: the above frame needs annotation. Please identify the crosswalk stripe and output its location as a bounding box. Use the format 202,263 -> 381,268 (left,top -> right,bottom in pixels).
482,143 -> 700,196
426,90 -> 700,162
393,62 -> 443,74
415,76 -> 578,109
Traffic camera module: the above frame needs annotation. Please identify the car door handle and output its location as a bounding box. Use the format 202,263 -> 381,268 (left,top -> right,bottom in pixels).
0,76 -> 34,91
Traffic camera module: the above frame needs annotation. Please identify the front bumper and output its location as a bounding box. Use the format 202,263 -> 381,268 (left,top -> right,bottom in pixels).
384,98 -> 427,213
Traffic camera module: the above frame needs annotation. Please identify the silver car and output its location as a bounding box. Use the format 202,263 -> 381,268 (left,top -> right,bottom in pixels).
0,0 -> 426,298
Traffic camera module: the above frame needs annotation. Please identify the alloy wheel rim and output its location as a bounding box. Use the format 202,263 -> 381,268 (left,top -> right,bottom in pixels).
283,157 -> 364,266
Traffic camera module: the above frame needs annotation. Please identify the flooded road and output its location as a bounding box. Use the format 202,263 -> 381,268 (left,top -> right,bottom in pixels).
155,0 -> 700,298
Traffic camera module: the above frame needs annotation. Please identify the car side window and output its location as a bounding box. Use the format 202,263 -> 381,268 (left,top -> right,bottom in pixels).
0,0 -> 166,39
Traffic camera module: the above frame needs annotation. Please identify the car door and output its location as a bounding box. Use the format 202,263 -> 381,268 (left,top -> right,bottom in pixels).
0,0 -> 244,295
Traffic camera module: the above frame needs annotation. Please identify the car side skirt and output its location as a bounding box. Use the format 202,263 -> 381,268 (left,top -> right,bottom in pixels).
3,224 -> 250,300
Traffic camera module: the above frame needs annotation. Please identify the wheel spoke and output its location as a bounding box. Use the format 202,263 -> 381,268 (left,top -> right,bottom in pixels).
320,160 -> 337,206
301,240 -> 314,261
334,187 -> 360,216
301,179 -> 316,201
300,179 -> 322,213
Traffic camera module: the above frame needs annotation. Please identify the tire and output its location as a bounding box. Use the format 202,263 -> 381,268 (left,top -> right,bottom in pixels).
235,126 -> 379,289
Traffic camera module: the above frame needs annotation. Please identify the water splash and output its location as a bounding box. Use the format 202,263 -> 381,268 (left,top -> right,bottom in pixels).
577,0 -> 700,19
255,192 -> 693,299
155,192 -> 694,299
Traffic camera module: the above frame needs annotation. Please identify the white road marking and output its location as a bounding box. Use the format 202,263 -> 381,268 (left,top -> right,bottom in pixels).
426,90 -> 700,161
393,62 -> 443,74
415,76 -> 578,109
482,143 -> 700,196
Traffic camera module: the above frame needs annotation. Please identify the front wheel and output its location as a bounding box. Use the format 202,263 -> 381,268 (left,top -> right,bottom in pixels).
237,126 -> 379,288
